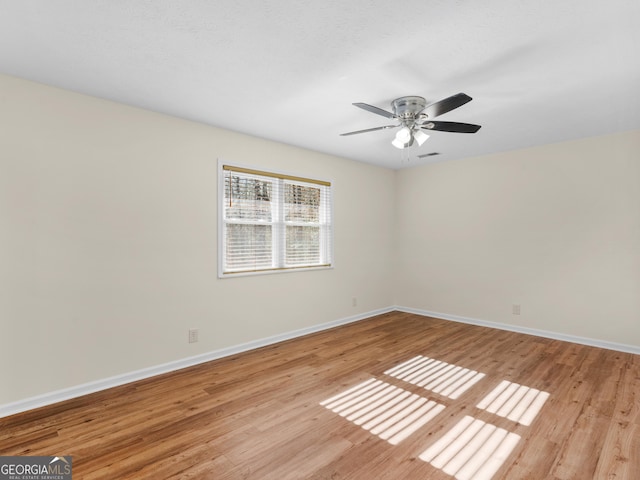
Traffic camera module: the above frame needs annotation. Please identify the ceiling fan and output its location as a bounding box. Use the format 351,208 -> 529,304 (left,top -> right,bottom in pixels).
340,93 -> 481,149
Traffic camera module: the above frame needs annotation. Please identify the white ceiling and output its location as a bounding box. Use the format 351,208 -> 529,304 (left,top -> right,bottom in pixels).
1,1 -> 639,169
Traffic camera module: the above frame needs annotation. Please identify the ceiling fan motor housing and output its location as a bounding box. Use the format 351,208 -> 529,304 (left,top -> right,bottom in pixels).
391,96 -> 427,119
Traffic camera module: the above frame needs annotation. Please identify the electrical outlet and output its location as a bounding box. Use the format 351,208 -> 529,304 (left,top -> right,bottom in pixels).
352,297 -> 357,307
188,328 -> 199,343
512,304 -> 521,315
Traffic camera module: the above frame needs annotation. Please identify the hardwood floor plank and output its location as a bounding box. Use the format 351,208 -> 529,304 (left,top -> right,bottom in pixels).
594,418 -> 639,479
1,312 -> 638,479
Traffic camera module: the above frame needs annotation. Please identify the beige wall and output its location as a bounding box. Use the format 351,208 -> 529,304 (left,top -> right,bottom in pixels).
0,75 -> 396,405
2,73 -> 639,409
394,130 -> 640,345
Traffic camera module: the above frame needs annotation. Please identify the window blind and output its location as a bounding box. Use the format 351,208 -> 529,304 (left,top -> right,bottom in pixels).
220,164 -> 333,276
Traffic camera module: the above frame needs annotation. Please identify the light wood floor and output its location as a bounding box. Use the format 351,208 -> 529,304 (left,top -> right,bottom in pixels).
1,312 -> 639,479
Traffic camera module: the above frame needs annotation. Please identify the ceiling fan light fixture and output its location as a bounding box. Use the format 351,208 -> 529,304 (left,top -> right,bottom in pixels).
391,137 -> 409,149
413,130 -> 430,146
395,126 -> 412,142
392,126 -> 412,149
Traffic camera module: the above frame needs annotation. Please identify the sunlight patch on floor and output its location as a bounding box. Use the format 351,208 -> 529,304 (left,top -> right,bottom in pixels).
320,358 -> 549,478
384,355 -> 485,399
419,415 -> 521,480
476,380 -> 550,426
320,378 -> 445,445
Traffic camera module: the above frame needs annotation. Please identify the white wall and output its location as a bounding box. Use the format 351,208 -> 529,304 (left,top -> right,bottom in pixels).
0,74 -> 396,405
394,130 -> 640,346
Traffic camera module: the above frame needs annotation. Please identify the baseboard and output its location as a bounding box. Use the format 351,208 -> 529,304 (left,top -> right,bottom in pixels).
0,307 -> 394,419
395,305 -> 640,355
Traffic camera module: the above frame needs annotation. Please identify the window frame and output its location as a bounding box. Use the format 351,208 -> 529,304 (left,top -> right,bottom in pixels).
218,160 -> 333,278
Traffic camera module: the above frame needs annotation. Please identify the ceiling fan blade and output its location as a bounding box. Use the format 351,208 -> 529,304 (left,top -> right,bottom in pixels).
340,125 -> 398,136
421,121 -> 481,133
353,102 -> 396,119
423,93 -> 472,118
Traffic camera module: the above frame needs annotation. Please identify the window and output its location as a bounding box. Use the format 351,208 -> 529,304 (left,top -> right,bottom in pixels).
219,163 -> 333,276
